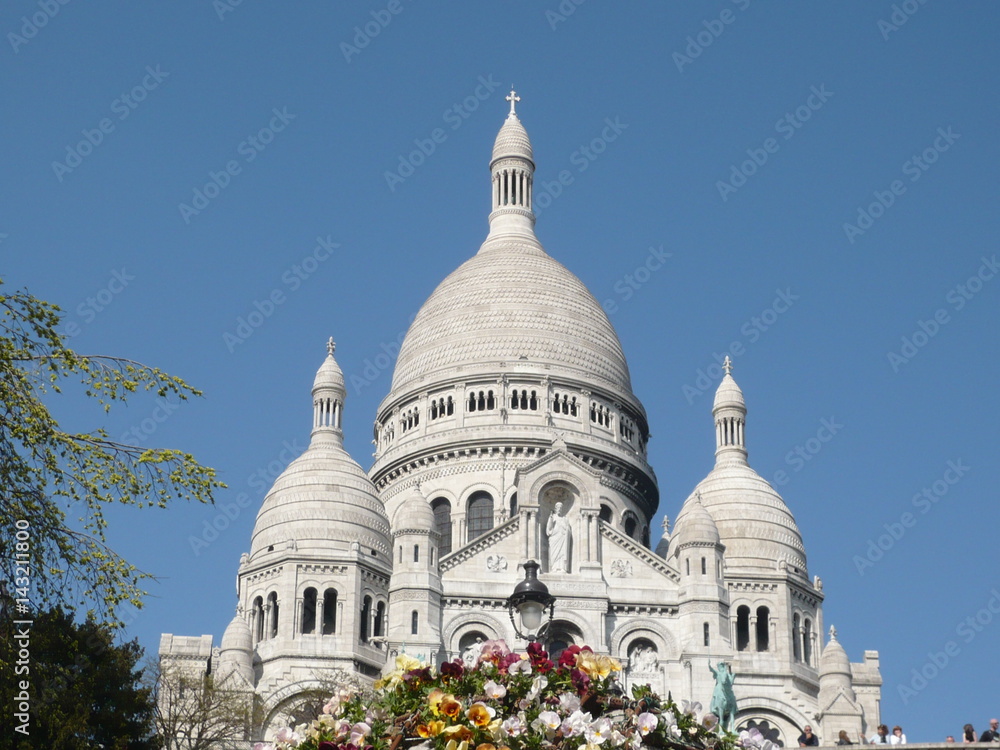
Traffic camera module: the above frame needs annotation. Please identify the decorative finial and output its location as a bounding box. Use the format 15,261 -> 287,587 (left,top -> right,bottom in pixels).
661,515 -> 671,533
829,624 -> 837,641
722,355 -> 733,376
506,88 -> 520,117
327,337 -> 336,356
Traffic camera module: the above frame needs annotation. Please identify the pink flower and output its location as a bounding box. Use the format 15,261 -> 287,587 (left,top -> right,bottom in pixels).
501,716 -> 527,737
483,680 -> 507,700
350,721 -> 372,745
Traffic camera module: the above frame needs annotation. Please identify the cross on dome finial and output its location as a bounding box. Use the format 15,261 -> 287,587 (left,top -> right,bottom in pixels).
327,337 -> 336,356
722,355 -> 733,375
829,624 -> 837,641
506,88 -> 520,117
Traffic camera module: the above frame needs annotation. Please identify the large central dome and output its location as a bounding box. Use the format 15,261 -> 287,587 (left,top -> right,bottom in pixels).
389,103 -> 631,397
390,233 -> 631,393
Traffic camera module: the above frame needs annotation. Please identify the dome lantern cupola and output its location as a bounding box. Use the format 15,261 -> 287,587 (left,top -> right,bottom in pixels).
488,88 -> 535,236
713,356 -> 747,465
313,337 -> 347,442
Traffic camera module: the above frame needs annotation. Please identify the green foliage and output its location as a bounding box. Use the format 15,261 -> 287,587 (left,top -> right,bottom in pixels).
0,278 -> 223,626
0,605 -> 159,750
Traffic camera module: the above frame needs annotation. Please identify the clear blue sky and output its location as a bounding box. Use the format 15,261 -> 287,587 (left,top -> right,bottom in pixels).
4,1 -> 999,742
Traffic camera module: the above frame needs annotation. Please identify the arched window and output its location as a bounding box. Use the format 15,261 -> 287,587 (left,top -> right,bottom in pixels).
323,589 -> 337,635
360,596 -> 371,642
398,546 -> 402,564
792,613 -> 801,661
599,504 -> 613,522
509,493 -> 518,517
411,610 -> 419,635
252,596 -> 264,643
803,618 -> 813,665
624,514 -> 638,539
374,601 -> 386,637
756,606 -> 770,651
704,622 -> 711,647
642,525 -> 650,547
686,558 -> 691,576
413,544 -> 419,563
302,587 -> 317,634
701,557 -> 707,575
736,605 -> 751,651
432,498 -> 452,556
467,491 -> 494,540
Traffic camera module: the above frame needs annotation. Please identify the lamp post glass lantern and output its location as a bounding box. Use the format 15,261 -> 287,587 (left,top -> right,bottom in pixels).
506,560 -> 555,642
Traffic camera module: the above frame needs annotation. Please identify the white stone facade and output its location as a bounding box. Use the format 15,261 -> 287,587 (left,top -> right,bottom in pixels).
160,96 -> 882,746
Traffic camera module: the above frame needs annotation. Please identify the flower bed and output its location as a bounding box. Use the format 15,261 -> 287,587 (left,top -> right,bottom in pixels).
259,641 -> 746,750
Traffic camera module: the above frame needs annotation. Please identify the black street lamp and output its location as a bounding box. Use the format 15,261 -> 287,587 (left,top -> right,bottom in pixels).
505,559 -> 555,642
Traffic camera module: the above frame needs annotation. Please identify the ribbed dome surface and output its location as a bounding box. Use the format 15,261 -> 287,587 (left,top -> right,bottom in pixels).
393,490 -> 435,531
819,635 -> 851,677
390,235 -> 631,393
713,373 -> 745,409
313,351 -> 346,393
492,115 -> 533,164
692,462 -> 806,572
220,613 -> 253,653
673,496 -> 721,547
250,438 -> 391,558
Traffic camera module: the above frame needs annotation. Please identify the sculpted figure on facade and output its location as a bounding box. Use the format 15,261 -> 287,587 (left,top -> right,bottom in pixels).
546,501 -> 571,573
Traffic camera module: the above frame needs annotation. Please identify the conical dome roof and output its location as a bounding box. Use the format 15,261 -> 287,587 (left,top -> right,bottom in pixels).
673,494 -> 721,548
392,487 -> 435,531
314,338 -> 346,394
819,627 -> 851,678
713,372 -> 745,410
220,612 -> 253,653
492,114 -> 534,165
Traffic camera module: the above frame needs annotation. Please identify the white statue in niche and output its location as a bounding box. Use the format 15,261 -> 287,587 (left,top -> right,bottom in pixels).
630,644 -> 658,673
546,501 -> 571,573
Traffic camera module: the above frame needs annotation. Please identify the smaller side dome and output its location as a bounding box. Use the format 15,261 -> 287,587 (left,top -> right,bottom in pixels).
819,626 -> 851,678
672,494 -> 721,548
392,488 -> 435,534
218,612 -> 254,685
314,337 -> 346,395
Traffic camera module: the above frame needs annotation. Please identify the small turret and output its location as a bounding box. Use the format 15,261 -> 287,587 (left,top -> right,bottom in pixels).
488,89 -> 536,237
713,356 -> 747,466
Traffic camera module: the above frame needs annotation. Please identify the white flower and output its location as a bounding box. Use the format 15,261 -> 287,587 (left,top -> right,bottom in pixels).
350,721 -> 371,745
508,658 -> 532,675
559,692 -> 582,713
501,715 -> 527,737
585,717 -> 614,745
527,675 -> 548,700
483,680 -> 507,700
561,710 -> 594,738
636,712 -> 659,736
533,710 -> 562,737
608,729 -> 627,747
274,727 -> 303,746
